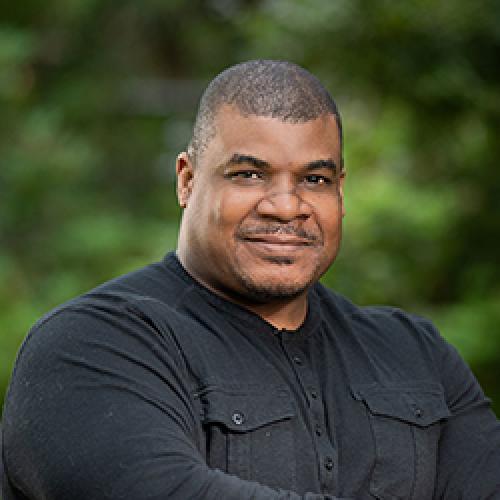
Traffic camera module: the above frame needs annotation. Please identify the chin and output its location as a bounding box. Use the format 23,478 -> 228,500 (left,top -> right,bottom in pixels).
239,282 -> 308,303
234,268 -> 315,303
228,251 -> 332,302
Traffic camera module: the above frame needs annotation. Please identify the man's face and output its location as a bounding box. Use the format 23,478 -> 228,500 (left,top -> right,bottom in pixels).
177,105 -> 345,303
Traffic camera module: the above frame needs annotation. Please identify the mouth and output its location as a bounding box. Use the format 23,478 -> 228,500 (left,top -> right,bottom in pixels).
235,225 -> 321,258
238,235 -> 319,259
242,235 -> 315,246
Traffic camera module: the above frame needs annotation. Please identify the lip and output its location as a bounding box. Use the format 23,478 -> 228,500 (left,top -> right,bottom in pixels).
242,235 -> 315,246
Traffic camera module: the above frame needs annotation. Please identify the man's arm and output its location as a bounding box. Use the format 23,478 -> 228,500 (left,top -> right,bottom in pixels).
420,319 -> 500,498
2,303 -> 343,500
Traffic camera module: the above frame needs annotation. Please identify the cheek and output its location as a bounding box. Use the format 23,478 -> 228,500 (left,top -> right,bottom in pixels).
314,201 -> 343,244
212,189 -> 260,229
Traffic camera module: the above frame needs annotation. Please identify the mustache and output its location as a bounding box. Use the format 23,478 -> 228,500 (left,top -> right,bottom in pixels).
236,224 -> 320,242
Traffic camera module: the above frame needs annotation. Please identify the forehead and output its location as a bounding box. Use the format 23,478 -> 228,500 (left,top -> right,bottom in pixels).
201,105 -> 341,168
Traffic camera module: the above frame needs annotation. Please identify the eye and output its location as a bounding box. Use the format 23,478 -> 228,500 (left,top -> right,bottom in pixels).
304,174 -> 332,186
228,170 -> 263,181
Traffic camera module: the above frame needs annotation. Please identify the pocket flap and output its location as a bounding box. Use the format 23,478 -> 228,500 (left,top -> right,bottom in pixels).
351,382 -> 451,427
199,386 -> 295,432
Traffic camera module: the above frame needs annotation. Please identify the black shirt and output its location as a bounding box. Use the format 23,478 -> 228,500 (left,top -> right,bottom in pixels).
2,253 -> 500,499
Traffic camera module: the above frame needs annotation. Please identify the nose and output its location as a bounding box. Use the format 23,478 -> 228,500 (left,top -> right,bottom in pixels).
256,189 -> 313,222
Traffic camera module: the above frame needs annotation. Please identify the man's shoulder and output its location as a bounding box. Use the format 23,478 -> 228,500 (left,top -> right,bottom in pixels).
313,284 -> 452,388
12,254 -> 197,380
28,253 -> 191,341
86,251 -> 189,303
313,282 -> 441,344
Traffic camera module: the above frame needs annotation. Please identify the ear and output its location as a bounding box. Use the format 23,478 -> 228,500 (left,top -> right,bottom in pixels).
338,170 -> 346,217
176,152 -> 195,208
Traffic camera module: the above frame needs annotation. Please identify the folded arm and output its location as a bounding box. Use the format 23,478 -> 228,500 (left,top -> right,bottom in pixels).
3,302 -> 344,500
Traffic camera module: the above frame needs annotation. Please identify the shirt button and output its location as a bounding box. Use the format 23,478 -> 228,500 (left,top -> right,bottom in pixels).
310,389 -> 318,399
292,355 -> 303,365
232,412 -> 245,425
324,456 -> 334,471
414,407 -> 423,418
315,425 -> 322,436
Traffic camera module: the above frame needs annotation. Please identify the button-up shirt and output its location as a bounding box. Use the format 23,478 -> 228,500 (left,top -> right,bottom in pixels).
3,253 -> 500,499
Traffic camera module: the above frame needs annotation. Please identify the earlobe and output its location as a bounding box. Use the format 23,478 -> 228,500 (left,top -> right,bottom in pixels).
176,152 -> 195,208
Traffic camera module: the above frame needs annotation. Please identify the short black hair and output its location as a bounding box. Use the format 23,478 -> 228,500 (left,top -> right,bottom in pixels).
187,60 -> 343,167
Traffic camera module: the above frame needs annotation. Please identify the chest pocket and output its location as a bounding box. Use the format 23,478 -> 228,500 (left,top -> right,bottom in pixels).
352,383 -> 451,500
198,385 -> 297,490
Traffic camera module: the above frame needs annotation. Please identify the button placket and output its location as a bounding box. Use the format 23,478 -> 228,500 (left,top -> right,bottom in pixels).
281,337 -> 337,493
304,383 -> 336,491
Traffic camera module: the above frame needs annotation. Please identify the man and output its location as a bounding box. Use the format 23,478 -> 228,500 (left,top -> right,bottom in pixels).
2,60 -> 500,499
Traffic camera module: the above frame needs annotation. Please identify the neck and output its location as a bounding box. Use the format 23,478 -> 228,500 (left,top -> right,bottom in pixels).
239,295 -> 309,331
211,287 -> 309,331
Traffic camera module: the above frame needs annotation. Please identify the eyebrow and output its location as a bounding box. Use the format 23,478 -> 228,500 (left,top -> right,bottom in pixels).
221,153 -> 337,173
223,153 -> 271,169
304,159 -> 338,173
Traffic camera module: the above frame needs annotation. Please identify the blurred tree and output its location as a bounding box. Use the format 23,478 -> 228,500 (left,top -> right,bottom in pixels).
1,0 -> 499,413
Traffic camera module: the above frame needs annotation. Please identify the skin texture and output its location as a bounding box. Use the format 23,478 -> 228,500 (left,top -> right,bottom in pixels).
176,105 -> 345,329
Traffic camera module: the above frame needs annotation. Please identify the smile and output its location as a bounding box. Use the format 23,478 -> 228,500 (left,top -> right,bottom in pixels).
242,235 -> 315,246
239,236 -> 317,256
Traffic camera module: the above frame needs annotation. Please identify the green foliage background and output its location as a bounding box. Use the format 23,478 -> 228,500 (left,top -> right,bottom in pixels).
1,0 -> 499,414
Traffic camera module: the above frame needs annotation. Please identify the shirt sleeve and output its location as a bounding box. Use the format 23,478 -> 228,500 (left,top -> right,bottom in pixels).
2,301 -> 346,500
418,318 -> 500,498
